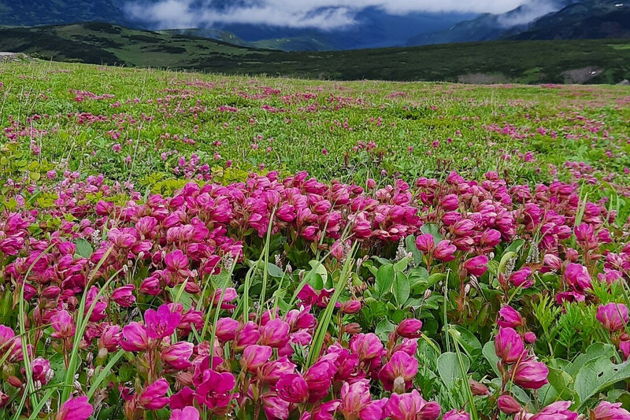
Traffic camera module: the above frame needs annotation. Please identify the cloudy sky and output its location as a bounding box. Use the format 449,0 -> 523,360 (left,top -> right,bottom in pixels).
125,0 -> 555,30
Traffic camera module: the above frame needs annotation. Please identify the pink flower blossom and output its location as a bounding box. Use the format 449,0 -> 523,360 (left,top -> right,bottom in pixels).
55,396 -> 93,420
596,303 -> 629,332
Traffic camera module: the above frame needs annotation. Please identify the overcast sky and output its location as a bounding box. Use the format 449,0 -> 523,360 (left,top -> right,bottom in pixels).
125,0 -> 556,30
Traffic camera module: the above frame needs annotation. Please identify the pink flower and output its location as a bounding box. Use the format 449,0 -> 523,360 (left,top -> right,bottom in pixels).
170,387 -> 194,410
212,288 -> 238,309
215,317 -> 240,342
260,318 -> 290,348
513,357 -> 549,390
262,394 -> 290,420
170,406 -> 200,420
495,327 -> 525,364
497,306 -> 525,328
235,321 -> 260,349
564,263 -> 592,291
165,250 -> 189,272
592,401 -> 630,420
120,322 -> 150,352
497,395 -> 522,414
543,254 -> 562,271
463,255 -> 488,277
144,304 -> 182,339
480,229 -> 501,247
241,345 -> 273,372
138,378 -> 170,410
194,369 -> 235,412
433,240 -> 457,262
302,400 -> 340,420
378,351 -> 418,392
0,325 -> 16,351
259,357 -> 296,384
276,373 -> 309,403
339,379 -> 386,420
31,357 -> 53,385
440,194 -> 459,211
50,310 -> 75,339
161,342 -> 194,369
528,401 -> 578,420
443,410 -> 470,420
396,319 -> 423,338
383,390 -> 441,420
509,267 -> 534,289
111,285 -> 136,307
305,360 -> 336,402
596,303 -> 629,332
339,300 -> 362,314
99,325 -> 122,352
55,396 -> 93,420
415,234 -> 435,253
350,333 -> 384,360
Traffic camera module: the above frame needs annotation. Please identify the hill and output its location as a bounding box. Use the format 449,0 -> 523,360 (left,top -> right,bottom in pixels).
509,1 -> 630,40
0,0 -> 469,51
0,23 -> 628,84
408,0 -> 630,46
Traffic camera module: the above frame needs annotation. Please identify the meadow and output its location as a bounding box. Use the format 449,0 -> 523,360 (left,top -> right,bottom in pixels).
0,60 -> 630,419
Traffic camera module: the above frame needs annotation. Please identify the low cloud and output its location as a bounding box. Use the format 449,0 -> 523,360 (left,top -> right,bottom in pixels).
497,0 -> 561,27
125,0 -> 556,30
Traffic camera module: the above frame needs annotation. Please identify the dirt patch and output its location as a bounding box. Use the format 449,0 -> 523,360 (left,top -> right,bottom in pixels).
457,73 -> 509,84
561,66 -> 604,84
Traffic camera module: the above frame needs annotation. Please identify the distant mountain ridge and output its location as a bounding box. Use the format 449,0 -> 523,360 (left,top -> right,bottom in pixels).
408,0 -> 629,46
0,0 -> 628,51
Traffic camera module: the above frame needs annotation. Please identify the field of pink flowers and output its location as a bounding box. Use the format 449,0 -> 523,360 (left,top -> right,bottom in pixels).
0,61 -> 630,420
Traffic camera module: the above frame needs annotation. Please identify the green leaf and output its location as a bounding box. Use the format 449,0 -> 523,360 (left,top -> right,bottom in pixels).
309,260 -> 328,286
421,223 -> 442,242
566,343 -> 616,376
502,239 -> 525,256
405,235 -> 423,265
482,340 -> 500,376
375,263 -> 395,297
437,351 -> 470,390
375,319 -> 396,342
75,238 -> 94,258
539,367 -> 576,405
451,325 -> 482,362
393,256 -> 411,273
393,272 -> 410,308
575,357 -> 630,406
427,273 -> 446,287
309,273 -> 324,290
266,263 -> 284,278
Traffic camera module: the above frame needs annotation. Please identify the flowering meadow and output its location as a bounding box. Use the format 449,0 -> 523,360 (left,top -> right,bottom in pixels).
0,61 -> 630,420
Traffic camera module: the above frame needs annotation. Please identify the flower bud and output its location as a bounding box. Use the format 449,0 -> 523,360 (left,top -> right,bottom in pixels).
497,395 -> 522,414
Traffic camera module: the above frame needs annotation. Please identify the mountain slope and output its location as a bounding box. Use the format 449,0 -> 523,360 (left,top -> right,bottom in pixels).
0,23 -> 262,67
408,0 -> 630,46
0,23 -> 628,84
407,1 -> 565,46
0,0 -> 471,51
509,1 -> 630,40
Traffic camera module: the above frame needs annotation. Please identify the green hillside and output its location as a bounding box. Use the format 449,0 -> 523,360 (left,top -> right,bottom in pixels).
1,23 -> 629,83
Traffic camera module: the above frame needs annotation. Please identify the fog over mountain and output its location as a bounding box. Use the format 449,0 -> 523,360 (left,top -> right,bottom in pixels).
0,0 -> 626,51
123,0 -> 555,30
